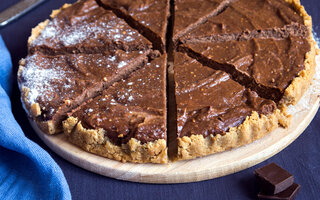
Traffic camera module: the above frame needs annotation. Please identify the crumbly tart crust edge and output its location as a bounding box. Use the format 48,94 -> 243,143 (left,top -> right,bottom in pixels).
177,109 -> 289,160
62,117 -> 168,163
18,4 -> 73,135
281,0 -> 319,106
17,59 -> 61,134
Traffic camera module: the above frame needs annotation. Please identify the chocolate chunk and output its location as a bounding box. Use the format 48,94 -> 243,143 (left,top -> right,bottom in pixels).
258,183 -> 301,200
255,163 -> 294,194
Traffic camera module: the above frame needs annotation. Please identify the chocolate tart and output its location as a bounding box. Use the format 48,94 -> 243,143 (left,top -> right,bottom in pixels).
18,0 -> 318,163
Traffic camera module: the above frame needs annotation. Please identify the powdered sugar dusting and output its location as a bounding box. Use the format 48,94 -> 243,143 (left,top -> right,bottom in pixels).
127,96 -> 134,102
108,55 -> 116,62
32,14 -> 138,47
117,61 -> 127,68
21,54 -> 68,104
39,25 -> 56,39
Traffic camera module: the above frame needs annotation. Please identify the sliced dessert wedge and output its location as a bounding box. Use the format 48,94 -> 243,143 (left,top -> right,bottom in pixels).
98,0 -> 170,52
181,0 -> 306,40
18,50 -> 151,134
174,52 -> 288,160
63,54 -> 167,163
173,0 -> 236,42
28,0 -> 152,54
179,35 -> 312,103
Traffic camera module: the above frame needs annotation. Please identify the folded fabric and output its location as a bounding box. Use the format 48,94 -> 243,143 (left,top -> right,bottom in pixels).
0,36 -> 12,94
0,35 -> 71,200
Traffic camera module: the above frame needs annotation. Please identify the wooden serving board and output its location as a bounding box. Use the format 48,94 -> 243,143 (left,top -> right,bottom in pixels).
30,56 -> 320,184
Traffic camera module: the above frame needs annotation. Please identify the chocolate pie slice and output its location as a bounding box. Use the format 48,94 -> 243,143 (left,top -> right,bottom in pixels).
18,50 -> 151,134
174,52 -> 288,159
63,55 -> 167,163
179,36 -> 311,102
29,0 -> 152,54
181,0 -> 306,40
173,0 -> 236,42
98,0 -> 170,52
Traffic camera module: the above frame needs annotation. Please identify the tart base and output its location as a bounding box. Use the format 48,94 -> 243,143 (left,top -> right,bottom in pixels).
20,4 -> 71,135
28,71 -> 320,182
177,109 -> 289,160
63,117 -> 168,164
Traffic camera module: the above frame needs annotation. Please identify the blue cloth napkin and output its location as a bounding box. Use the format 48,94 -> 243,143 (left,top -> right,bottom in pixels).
0,35 -> 71,200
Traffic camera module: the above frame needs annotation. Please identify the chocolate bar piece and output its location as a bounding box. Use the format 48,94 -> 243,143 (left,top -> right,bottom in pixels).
254,163 -> 294,194
258,183 -> 301,200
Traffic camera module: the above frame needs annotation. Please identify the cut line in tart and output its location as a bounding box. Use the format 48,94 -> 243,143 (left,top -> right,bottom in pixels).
179,36 -> 311,102
174,52 -> 288,160
180,0 -> 306,40
18,49 -> 155,134
63,54 -> 167,163
97,0 -> 170,52
173,0 -> 237,42
18,0 -> 318,163
28,0 -> 152,54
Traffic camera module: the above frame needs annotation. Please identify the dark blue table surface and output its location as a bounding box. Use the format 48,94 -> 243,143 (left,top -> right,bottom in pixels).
1,0 -> 319,199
